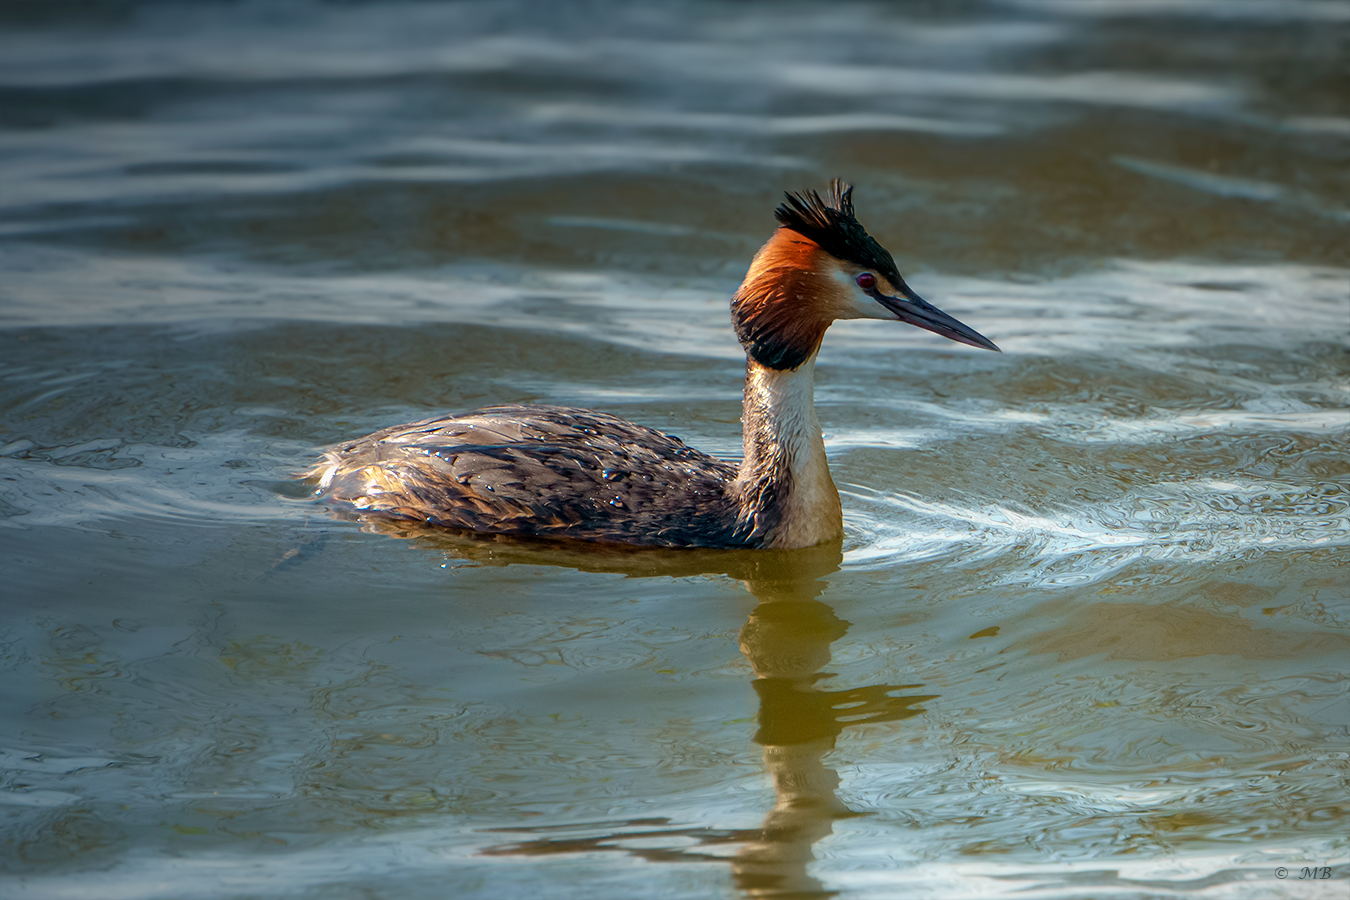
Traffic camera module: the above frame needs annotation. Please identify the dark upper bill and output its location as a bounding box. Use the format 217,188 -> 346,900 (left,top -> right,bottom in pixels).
878,286 -> 1001,352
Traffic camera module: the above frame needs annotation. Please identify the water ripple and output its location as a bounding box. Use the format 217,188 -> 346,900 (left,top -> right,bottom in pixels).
845,477 -> 1349,579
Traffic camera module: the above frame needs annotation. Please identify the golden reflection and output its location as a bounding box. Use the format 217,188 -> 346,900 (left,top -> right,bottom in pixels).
731,556 -> 934,899
396,528 -> 940,899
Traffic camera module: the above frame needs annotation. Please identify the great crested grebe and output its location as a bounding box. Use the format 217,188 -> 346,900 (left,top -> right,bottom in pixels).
310,181 -> 999,549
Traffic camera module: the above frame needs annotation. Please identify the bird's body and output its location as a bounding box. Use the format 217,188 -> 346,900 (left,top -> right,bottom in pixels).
314,404 -> 744,547
309,182 -> 998,549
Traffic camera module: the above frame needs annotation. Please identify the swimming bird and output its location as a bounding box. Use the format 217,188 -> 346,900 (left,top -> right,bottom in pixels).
309,180 -> 999,549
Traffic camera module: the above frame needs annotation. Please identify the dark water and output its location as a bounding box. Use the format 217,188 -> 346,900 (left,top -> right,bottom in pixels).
2,2 -> 1347,898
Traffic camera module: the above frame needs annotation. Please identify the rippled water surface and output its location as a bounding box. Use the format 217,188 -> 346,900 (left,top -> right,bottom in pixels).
2,2 -> 1348,898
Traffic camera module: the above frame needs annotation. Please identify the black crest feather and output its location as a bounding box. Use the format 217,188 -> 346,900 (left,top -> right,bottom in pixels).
774,180 -> 901,282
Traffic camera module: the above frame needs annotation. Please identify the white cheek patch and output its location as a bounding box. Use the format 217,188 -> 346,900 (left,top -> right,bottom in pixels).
828,268 -> 896,321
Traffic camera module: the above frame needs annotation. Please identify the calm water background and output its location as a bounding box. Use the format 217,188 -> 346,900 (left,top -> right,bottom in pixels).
2,1 -> 1348,898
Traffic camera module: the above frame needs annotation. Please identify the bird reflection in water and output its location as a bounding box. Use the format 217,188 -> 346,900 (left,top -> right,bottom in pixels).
732,562 -> 934,898
374,525 -> 936,899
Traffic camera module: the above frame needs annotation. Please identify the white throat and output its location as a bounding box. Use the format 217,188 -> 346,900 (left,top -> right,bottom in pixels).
735,356 -> 843,548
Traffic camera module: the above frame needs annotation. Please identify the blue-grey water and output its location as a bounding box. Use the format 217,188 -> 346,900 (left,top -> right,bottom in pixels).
1,2 -> 1347,898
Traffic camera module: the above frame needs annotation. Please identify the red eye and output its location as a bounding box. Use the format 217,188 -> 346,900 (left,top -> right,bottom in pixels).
856,272 -> 877,290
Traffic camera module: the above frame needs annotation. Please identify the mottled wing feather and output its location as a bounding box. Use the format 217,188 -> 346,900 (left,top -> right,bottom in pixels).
312,405 -> 747,547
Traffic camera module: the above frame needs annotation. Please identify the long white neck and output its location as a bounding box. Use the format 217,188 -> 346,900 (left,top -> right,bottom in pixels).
734,356 -> 843,549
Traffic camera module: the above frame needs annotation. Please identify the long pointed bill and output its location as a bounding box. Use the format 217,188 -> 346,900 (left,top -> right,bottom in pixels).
877,286 -> 1001,352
